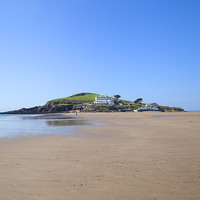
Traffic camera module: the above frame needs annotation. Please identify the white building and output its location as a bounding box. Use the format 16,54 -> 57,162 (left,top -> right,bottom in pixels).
94,95 -> 114,105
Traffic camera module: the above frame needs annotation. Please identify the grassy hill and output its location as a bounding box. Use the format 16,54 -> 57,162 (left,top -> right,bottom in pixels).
49,93 -> 100,104
49,93 -> 136,105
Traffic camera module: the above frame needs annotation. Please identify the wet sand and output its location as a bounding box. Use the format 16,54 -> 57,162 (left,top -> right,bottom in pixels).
0,112 -> 200,200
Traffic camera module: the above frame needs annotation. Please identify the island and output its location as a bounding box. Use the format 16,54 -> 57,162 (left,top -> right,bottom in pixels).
2,93 -> 184,114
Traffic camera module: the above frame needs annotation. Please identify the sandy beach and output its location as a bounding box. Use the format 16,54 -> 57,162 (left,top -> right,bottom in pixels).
0,112 -> 200,200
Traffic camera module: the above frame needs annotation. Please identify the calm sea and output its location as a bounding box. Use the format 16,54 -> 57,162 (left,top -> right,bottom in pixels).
0,114 -> 91,138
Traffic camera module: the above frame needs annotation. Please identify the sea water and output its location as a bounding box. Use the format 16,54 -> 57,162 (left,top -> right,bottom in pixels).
0,114 -> 91,138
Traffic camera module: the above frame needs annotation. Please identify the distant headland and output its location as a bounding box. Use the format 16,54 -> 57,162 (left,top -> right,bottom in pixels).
1,93 -> 184,114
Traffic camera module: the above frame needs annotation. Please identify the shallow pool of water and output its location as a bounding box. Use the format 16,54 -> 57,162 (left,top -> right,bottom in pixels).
0,114 -> 91,138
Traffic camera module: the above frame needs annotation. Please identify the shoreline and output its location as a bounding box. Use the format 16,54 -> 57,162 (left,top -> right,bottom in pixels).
0,112 -> 200,200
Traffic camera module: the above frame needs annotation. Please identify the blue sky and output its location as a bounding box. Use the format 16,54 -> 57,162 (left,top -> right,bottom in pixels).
0,0 -> 200,111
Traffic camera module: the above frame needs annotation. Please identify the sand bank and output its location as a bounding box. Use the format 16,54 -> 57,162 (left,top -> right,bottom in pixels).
0,112 -> 200,200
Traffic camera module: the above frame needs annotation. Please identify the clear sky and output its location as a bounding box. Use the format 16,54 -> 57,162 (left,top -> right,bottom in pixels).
0,0 -> 200,111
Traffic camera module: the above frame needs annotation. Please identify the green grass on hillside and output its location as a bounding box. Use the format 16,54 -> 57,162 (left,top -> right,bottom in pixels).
49,93 -> 142,107
49,93 -> 100,104
120,100 -> 134,105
